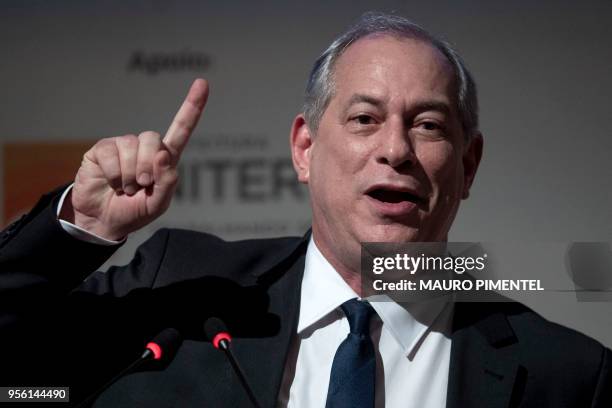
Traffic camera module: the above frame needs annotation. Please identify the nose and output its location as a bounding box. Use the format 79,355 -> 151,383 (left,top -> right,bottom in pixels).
376,119 -> 415,168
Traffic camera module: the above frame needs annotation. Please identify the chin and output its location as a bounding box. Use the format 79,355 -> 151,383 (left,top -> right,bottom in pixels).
359,224 -> 422,243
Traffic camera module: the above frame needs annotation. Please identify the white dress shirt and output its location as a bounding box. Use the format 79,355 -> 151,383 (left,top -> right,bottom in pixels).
57,187 -> 453,407
278,238 -> 453,408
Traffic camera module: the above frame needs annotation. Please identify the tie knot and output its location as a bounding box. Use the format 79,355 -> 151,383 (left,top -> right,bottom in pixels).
341,299 -> 374,335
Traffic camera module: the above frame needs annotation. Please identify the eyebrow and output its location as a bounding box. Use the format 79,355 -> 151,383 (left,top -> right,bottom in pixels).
346,93 -> 386,108
343,94 -> 451,117
410,100 -> 451,116
341,94 -> 387,118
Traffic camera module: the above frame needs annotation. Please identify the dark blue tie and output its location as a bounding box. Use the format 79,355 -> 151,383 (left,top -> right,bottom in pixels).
325,299 -> 376,408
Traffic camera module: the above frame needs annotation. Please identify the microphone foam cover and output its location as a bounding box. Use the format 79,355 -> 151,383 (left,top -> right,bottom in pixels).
149,328 -> 183,361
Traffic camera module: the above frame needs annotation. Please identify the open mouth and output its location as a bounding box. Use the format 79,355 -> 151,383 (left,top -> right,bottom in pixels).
366,188 -> 422,205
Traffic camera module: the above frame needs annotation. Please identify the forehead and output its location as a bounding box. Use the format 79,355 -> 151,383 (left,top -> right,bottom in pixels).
332,34 -> 457,104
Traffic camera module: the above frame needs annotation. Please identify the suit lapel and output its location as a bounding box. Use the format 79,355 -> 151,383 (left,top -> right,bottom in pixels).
230,236 -> 307,408
446,303 -> 520,408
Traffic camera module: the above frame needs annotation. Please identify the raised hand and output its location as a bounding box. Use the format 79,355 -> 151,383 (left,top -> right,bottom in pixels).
62,79 -> 209,241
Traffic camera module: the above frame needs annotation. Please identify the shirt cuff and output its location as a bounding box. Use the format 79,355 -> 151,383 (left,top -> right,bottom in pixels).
56,184 -> 124,246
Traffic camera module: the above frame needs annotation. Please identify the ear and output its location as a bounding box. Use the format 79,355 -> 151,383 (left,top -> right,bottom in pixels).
290,114 -> 314,184
461,132 -> 483,199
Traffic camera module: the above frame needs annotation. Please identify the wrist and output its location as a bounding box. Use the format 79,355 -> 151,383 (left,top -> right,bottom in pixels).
59,190 -> 125,241
72,212 -> 126,242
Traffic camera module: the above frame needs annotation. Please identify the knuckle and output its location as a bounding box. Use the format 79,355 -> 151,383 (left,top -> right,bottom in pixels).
175,117 -> 194,133
96,141 -> 119,159
118,134 -> 139,147
139,132 -> 163,155
101,136 -> 118,144
115,136 -> 139,159
138,130 -> 161,140
93,137 -> 114,151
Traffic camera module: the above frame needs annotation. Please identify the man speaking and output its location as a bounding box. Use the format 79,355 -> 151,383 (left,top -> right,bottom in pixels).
1,12 -> 610,407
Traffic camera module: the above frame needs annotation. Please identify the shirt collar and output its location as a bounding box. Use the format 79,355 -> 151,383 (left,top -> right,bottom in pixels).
297,237 -> 358,334
368,295 -> 452,358
298,237 -> 452,358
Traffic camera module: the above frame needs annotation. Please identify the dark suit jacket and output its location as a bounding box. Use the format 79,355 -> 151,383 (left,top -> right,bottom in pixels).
1,188 -> 611,407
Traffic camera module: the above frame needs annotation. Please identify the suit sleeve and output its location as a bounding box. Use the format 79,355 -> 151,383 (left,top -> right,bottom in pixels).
0,187 -> 172,404
591,347 -> 612,407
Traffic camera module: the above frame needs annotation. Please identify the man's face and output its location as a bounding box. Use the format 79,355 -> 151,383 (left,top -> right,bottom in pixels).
291,35 -> 482,274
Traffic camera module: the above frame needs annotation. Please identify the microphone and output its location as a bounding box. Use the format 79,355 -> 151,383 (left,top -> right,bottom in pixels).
204,317 -> 262,408
76,328 -> 182,408
141,327 -> 182,361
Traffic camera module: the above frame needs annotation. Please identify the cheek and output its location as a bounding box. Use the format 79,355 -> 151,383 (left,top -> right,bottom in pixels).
312,135 -> 371,187
417,142 -> 464,195
307,142 -> 351,206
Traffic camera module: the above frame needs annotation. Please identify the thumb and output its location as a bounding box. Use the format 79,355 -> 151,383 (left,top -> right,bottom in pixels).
148,150 -> 179,215
153,150 -> 178,188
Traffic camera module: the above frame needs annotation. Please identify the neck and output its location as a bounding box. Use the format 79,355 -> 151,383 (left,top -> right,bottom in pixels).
312,235 -> 363,297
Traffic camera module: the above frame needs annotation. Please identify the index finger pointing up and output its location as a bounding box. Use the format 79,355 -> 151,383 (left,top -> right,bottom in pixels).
163,78 -> 209,161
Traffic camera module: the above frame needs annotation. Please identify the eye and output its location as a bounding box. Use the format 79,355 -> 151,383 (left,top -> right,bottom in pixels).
351,114 -> 377,125
419,121 -> 441,131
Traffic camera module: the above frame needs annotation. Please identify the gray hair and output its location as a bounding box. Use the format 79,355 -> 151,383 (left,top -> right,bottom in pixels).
303,12 -> 479,140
